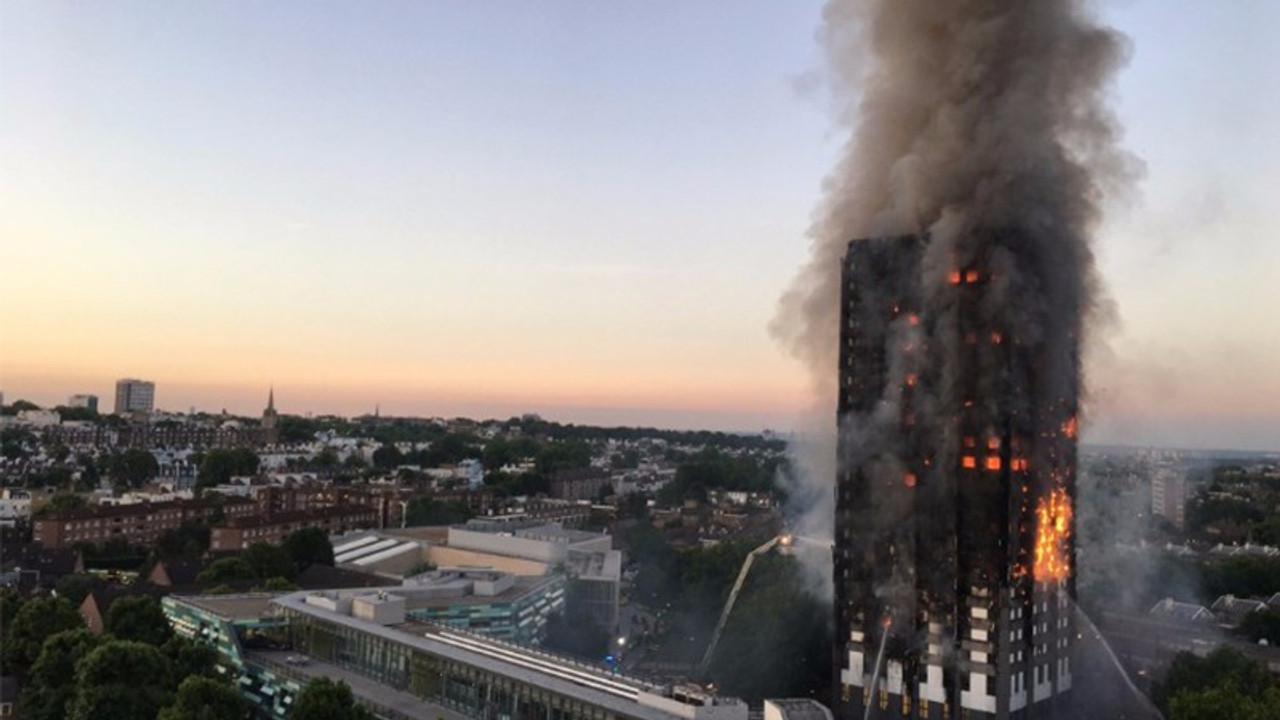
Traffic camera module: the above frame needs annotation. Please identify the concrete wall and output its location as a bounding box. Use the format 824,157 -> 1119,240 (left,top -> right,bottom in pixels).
448,528 -> 567,563
425,546 -> 550,576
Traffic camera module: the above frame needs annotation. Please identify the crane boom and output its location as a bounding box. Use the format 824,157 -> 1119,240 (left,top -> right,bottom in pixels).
698,535 -> 788,674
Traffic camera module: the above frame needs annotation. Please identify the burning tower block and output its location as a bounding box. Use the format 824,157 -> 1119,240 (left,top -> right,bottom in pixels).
834,236 -> 1078,720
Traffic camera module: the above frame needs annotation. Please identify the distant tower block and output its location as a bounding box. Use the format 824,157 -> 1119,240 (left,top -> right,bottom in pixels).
114,378 -> 156,415
833,236 -> 1079,720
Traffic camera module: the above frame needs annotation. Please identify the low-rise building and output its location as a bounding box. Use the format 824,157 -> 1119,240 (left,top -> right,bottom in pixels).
164,590 -> 752,720
33,497 -> 257,548
0,489 -> 31,528
210,505 -> 378,551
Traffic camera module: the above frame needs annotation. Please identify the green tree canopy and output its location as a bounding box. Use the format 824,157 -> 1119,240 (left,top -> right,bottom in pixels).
21,628 -> 105,720
33,492 -> 87,517
283,527 -> 335,572
2,595 -> 85,677
158,676 -> 251,720
371,443 -> 404,470
1239,606 -> 1280,645
198,448 -> 261,488
197,557 -> 257,584
106,594 -> 173,646
289,677 -> 374,720
67,640 -> 174,720
1157,646 -> 1277,716
156,521 -> 212,559
244,541 -> 298,581
163,635 -> 221,681
1170,683 -> 1280,720
403,496 -> 474,527
104,449 -> 161,490
54,572 -> 103,606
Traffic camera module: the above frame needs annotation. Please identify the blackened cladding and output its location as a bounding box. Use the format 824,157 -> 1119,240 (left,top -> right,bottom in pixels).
834,235 -> 1078,720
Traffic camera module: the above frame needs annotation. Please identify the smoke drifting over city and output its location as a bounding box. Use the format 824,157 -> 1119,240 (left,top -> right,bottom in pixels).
774,0 -> 1136,562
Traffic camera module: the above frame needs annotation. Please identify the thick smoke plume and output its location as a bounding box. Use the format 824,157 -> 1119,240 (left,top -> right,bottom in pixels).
774,0 -> 1136,577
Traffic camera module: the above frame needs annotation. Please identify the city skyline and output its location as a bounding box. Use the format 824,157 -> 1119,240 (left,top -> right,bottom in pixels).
3,2 -> 1278,451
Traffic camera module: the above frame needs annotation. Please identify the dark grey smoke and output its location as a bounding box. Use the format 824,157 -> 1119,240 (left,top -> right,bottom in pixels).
773,0 -> 1139,572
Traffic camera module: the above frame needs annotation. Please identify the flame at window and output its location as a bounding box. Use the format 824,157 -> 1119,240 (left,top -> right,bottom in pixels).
1033,487 -> 1073,583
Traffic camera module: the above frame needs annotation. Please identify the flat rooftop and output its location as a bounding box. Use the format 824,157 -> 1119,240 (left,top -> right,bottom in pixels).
268,591 -> 716,720
173,593 -> 280,621
407,573 -> 557,609
247,649 -> 472,720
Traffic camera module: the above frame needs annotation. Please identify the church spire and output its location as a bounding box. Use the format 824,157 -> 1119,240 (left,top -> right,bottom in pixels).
267,385 -> 275,412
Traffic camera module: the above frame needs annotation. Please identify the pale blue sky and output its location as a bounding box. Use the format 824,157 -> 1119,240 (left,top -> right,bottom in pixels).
1,2 -> 1277,450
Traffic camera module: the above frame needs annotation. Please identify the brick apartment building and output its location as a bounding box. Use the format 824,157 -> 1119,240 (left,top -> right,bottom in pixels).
33,497 -> 258,549
209,504 -> 377,551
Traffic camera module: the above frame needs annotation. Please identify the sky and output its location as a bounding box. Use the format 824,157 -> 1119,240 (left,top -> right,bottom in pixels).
1,2 -> 1277,451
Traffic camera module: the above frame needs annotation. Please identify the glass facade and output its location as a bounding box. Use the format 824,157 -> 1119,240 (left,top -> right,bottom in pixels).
163,596 -> 301,718
165,594 -> 673,720
408,578 -> 565,644
285,609 -> 643,720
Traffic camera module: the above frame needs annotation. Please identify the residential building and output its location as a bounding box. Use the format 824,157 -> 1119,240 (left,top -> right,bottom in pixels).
1150,469 -> 1187,530
114,378 -> 156,414
551,468 -> 610,501
33,497 -> 257,548
0,489 -> 31,528
68,394 -> 99,411
209,505 -> 378,551
834,236 -> 1079,719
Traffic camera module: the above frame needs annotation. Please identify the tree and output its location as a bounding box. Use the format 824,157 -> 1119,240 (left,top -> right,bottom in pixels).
255,577 -> 299,592
707,553 -> 833,703
158,676 -> 250,720
156,521 -> 212,559
1156,647 -> 1277,715
534,441 -> 591,474
610,450 -> 640,470
403,496 -> 473,527
371,443 -> 404,470
290,677 -> 374,720
106,594 -> 173,646
244,541 -> 297,581
55,572 -> 104,605
283,527 -> 335,573
1169,684 -> 1280,720
105,448 -> 161,490
2,596 -> 84,677
21,628 -> 104,720
164,635 -> 221,681
55,406 -> 99,422
312,448 -> 340,473
404,560 -> 436,577
197,557 -> 257,584
67,640 -> 175,720
198,448 -> 261,488
34,492 -> 87,517
1239,606 -> 1280,645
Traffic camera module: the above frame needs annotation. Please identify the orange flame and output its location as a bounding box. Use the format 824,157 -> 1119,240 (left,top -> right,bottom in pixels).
1062,416 -> 1078,439
1033,488 -> 1073,583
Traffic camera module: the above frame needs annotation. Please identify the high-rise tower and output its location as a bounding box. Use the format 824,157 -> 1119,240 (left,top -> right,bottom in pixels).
114,378 -> 156,415
833,236 -> 1078,720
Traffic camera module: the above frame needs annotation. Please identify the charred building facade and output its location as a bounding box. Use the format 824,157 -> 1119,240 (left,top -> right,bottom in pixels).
834,236 -> 1078,719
